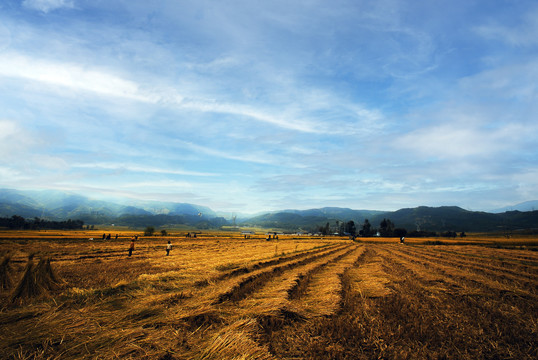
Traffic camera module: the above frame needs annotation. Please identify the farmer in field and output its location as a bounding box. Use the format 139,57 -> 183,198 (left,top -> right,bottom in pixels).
166,240 -> 172,256
128,237 -> 135,257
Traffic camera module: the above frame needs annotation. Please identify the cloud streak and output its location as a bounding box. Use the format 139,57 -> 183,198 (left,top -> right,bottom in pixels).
22,0 -> 74,13
72,162 -> 219,177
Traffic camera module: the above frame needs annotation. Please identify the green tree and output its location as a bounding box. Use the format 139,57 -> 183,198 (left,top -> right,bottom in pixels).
344,220 -> 356,236
379,218 -> 395,237
317,222 -> 331,235
360,219 -> 372,237
394,228 -> 407,238
160,229 -> 168,236
144,226 -> 155,236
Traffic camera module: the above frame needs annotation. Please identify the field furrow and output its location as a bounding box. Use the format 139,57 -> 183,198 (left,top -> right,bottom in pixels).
262,244 -> 537,359
213,243 -> 342,283
401,245 -> 538,279
182,245 -> 358,360
235,245 -> 357,315
387,245 -> 538,297
213,244 -> 352,304
375,246 -> 537,355
285,245 -> 365,317
375,246 -> 538,333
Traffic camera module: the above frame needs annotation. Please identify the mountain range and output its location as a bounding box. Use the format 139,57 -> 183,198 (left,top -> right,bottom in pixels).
0,189 -> 216,220
0,188 -> 537,233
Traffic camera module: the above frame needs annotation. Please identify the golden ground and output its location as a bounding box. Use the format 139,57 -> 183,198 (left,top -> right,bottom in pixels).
0,231 -> 537,359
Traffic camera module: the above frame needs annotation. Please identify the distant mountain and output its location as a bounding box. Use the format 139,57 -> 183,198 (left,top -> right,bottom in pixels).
242,207 -> 388,231
241,212 -> 330,231
0,202 -> 44,219
282,207 -> 385,220
368,206 -> 501,232
125,200 -> 217,217
1,188 -> 537,232
242,206 -> 538,233
490,200 -> 538,213
0,189 -> 217,223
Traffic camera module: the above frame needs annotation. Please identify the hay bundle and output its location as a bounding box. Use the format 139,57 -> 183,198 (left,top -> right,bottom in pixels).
11,255 -> 61,302
11,256 -> 38,300
35,257 -> 61,287
0,254 -> 13,290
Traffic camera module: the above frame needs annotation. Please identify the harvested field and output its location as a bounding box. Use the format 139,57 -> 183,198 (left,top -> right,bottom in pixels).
0,232 -> 537,359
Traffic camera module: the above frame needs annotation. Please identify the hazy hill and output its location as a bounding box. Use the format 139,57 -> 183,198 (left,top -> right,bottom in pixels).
0,202 -> 44,219
241,212 -> 330,231
282,207 -> 385,220
125,200 -> 217,217
490,200 -> 538,213
1,189 -> 537,232
242,207 -> 388,231
369,206 -> 501,232
243,206 -> 538,233
0,189 -> 216,222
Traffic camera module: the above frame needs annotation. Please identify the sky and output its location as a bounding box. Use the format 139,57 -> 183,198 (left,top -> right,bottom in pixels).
0,0 -> 537,214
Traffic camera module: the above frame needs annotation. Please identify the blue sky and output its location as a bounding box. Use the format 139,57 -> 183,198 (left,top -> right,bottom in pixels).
0,0 -> 537,214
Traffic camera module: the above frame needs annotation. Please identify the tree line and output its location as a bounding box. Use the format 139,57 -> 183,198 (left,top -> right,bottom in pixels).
316,218 -> 465,238
0,216 -> 84,230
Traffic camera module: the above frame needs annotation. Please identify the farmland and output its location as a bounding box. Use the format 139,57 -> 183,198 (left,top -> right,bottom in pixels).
0,231 -> 537,359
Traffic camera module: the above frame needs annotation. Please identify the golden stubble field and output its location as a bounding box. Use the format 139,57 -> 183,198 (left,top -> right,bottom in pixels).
0,230 -> 537,359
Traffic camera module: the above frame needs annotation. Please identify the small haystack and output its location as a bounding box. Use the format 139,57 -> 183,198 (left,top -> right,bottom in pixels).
11,256 -> 38,300
11,255 -> 62,302
0,254 -> 13,290
35,257 -> 61,288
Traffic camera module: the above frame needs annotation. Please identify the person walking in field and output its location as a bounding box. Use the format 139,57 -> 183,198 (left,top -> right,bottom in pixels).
128,238 -> 135,257
166,240 -> 172,256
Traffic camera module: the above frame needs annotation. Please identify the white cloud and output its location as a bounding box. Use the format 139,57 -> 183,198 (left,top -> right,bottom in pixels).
394,122 -> 525,160
0,52 -> 152,102
0,119 -> 17,139
22,0 -> 75,13
0,166 -> 23,180
119,180 -> 196,190
175,140 -> 278,165
458,61 -> 538,102
72,162 -> 218,177
0,51 -> 329,134
0,119 -> 35,159
180,100 -> 321,134
475,7 -> 538,47
32,154 -> 69,170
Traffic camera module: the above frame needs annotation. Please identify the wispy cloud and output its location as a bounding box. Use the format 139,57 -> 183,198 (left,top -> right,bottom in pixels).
474,7 -> 538,47
0,51 -> 329,134
394,123 -> 522,159
0,119 -> 38,160
22,0 -> 74,13
174,140 -> 277,165
72,162 -> 218,177
180,101 -> 323,134
0,52 -> 152,102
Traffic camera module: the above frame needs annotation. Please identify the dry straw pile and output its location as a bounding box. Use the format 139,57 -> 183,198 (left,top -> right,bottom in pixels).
10,254 -> 62,302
